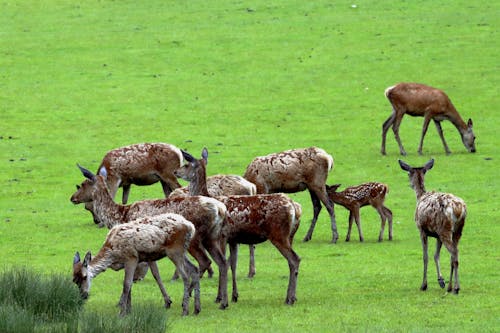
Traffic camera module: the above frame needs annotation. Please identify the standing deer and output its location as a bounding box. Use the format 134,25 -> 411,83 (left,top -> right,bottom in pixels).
96,142 -> 184,204
171,173 -> 259,278
244,147 -> 337,243
72,213 -> 200,316
381,83 -> 476,155
399,159 -> 466,294
178,148 -> 302,305
71,165 -> 229,309
325,182 -> 393,242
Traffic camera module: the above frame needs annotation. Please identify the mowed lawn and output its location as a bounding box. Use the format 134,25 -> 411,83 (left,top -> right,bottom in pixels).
0,1 -> 498,332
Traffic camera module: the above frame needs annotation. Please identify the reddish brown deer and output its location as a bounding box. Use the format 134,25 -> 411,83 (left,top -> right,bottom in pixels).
171,173 -> 259,278
96,142 -> 184,204
71,165 -> 229,309
399,159 -> 466,294
244,147 -> 337,243
72,213 -> 200,316
381,83 -> 476,155
178,148 -> 302,305
325,182 -> 393,242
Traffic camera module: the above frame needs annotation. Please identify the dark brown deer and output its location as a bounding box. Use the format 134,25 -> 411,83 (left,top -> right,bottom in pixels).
382,83 -> 476,155
325,182 -> 393,242
177,148 -> 302,305
72,213 -> 200,316
399,159 -> 466,294
71,165 -> 229,309
244,147 -> 337,243
96,142 -> 184,204
171,174 -> 259,278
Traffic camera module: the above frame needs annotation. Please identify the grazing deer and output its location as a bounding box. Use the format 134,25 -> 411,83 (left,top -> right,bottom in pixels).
71,165 -> 229,309
399,159 -> 466,294
96,143 -> 184,204
244,147 -> 337,243
381,83 -> 476,155
172,173 -> 259,278
72,213 -> 200,316
325,182 -> 393,242
178,148 -> 302,305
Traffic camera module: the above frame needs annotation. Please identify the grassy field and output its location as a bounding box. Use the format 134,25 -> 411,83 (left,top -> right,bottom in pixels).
1,0 -> 499,332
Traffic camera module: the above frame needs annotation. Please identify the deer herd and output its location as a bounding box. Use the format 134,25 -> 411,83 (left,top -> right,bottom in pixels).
70,82 -> 473,316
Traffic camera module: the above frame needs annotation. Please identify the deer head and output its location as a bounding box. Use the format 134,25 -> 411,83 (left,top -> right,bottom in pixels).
73,251 -> 92,300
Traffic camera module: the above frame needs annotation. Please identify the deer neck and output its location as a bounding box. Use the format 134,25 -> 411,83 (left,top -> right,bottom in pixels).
92,179 -> 128,228
447,108 -> 468,133
187,164 -> 210,197
88,248 -> 113,278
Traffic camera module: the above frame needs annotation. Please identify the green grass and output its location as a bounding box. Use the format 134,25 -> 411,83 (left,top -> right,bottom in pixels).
1,0 -> 499,332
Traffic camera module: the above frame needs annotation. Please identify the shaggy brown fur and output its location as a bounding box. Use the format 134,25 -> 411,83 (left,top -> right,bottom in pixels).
72,213 -> 200,316
399,159 -> 466,294
243,147 -> 337,243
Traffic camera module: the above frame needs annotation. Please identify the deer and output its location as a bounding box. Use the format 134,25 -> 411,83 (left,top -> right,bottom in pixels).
70,165 -> 229,309
95,142 -> 184,204
72,213 -> 200,316
399,159 -> 466,294
381,82 -> 476,156
171,174 -> 259,278
325,182 -> 393,242
243,146 -> 337,243
177,148 -> 302,305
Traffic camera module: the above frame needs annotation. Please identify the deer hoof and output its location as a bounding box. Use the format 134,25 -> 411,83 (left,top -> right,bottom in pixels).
438,278 -> 446,289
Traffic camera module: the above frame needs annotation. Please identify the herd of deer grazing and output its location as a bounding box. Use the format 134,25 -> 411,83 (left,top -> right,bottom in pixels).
70,82 -> 475,316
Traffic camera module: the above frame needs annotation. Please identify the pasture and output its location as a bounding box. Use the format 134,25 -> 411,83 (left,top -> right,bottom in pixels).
1,0 -> 498,332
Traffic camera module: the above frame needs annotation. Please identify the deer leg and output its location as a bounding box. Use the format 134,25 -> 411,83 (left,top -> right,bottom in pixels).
434,120 -> 451,155
119,260 -> 137,316
443,240 -> 460,294
121,184 -> 131,204
183,240 -> 212,280
228,242 -> 239,303
133,262 -> 149,282
418,115 -> 433,155
271,239 -> 300,305
204,238 -> 229,309
312,188 -> 338,243
184,256 -> 201,314
381,112 -> 396,155
303,191 -> 322,242
391,112 -> 407,156
434,239 -> 445,288
346,211 -> 354,242
248,245 -> 256,278
148,261 -> 172,309
376,206 -> 386,242
169,252 -> 191,315
353,208 -> 364,242
383,206 -> 393,240
420,232 -> 429,291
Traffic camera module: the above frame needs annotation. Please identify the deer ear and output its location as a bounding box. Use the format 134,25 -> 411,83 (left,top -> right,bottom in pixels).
77,164 -> 96,181
74,252 -> 81,264
398,160 -> 411,172
202,147 -> 208,164
181,150 -> 195,163
83,251 -> 92,267
424,159 -> 434,172
98,166 -> 108,179
467,118 -> 473,128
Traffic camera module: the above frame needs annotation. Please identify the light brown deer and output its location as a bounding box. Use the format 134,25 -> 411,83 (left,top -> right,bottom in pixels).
96,142 -> 184,204
178,148 -> 302,305
244,147 -> 337,243
72,213 -> 200,316
171,173 -> 259,278
381,83 -> 476,156
399,159 -> 466,294
71,165 -> 229,309
325,182 -> 393,242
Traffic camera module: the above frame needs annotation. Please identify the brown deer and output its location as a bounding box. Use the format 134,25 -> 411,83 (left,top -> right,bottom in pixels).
171,174 -> 259,278
177,148 -> 302,305
96,142 -> 184,204
244,147 -> 337,243
399,159 -> 466,294
381,83 -> 476,156
71,165 -> 229,309
72,213 -> 200,316
325,182 -> 393,242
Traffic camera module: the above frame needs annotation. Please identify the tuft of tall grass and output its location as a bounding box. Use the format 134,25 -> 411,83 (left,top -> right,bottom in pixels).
0,303 -> 36,333
78,303 -> 168,333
